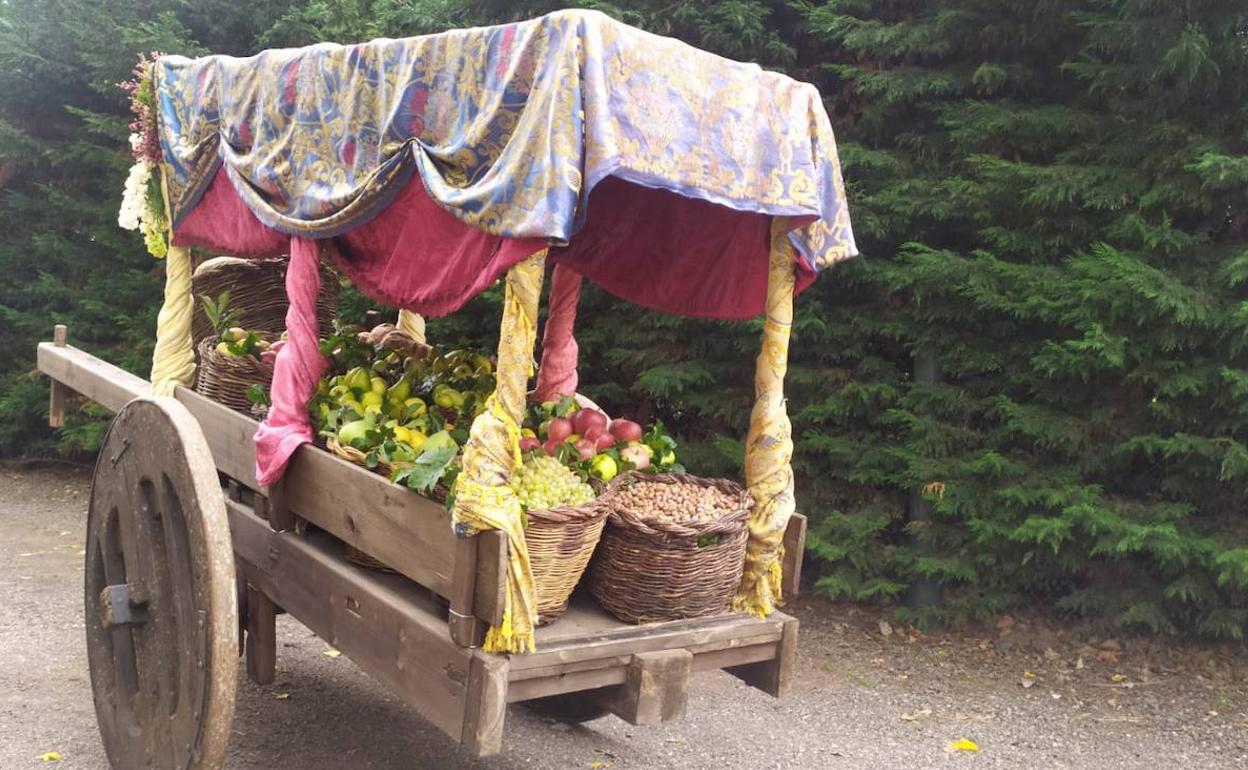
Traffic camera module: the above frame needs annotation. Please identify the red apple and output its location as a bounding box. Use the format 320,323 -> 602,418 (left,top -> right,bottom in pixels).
609,419 -> 643,443
519,437 -> 541,452
594,433 -> 616,451
573,439 -> 595,460
573,408 -> 608,437
542,438 -> 561,456
547,417 -> 574,444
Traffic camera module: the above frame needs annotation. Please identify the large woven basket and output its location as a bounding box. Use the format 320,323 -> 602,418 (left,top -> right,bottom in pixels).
527,494 -> 609,624
326,437 -> 607,622
191,256 -> 338,347
589,472 -> 752,624
194,336 -> 275,416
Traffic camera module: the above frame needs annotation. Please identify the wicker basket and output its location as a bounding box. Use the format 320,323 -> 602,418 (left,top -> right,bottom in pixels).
589,472 -> 752,624
326,438 -> 607,622
191,256 -> 337,347
527,494 -> 609,624
194,336 -> 276,415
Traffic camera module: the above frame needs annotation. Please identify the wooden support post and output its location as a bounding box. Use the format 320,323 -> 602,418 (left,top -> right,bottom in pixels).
236,569 -> 249,658
264,477 -> 295,533
726,616 -> 798,698
781,513 -> 807,599
449,536 -> 485,647
245,583 -> 276,685
48,325 -> 67,428
461,652 -> 509,757
604,649 -> 692,726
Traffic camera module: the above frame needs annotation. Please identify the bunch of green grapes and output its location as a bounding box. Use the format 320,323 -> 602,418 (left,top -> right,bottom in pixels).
510,455 -> 595,511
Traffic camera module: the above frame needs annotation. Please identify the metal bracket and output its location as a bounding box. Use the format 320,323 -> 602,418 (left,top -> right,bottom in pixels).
99,583 -> 149,628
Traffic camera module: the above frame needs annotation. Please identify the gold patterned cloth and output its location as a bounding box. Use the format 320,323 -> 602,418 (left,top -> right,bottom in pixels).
451,251 -> 545,653
734,219 -> 799,618
154,9 -> 855,270
149,243 -> 196,396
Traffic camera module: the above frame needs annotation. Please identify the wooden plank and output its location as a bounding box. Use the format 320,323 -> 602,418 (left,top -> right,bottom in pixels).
227,500 -> 477,746
604,650 -> 692,726
727,616 -> 799,697
174,388 -> 259,489
782,513 -> 807,599
511,633 -> 777,683
473,531 -> 507,628
37,343 -> 149,412
449,536 -> 484,647
690,643 -> 776,672
245,584 -> 276,685
48,326 -> 67,428
515,603 -> 786,673
460,652 -> 509,757
507,667 -> 626,702
280,436 -> 461,599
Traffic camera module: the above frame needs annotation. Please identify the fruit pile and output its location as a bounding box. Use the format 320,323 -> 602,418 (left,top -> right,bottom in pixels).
509,455 -> 596,512
521,396 -> 681,484
308,324 -> 496,497
214,326 -> 285,364
611,479 -> 740,525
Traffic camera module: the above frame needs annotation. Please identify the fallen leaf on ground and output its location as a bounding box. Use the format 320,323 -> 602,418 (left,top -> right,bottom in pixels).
274,692 -> 290,700
323,649 -> 341,658
1044,647 -> 1059,660
1110,673 -> 1128,683
38,752 -> 62,762
1076,657 -> 1085,670
1097,649 -> 1119,664
879,620 -> 893,637
901,708 -> 932,721
946,738 -> 980,753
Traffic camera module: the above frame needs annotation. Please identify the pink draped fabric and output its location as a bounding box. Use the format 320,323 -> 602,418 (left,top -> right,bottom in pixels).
172,168 -> 820,485
532,264 -> 583,402
253,236 -> 328,485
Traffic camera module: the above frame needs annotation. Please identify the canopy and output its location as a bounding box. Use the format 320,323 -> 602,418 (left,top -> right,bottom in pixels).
158,8 -> 855,319
143,8 -> 857,653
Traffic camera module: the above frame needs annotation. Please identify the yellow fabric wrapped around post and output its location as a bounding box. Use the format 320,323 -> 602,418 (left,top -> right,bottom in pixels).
149,166 -> 196,396
451,250 -> 546,653
396,308 -> 427,345
733,218 -> 797,618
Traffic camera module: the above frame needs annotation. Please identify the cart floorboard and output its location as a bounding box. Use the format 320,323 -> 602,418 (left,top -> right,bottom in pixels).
38,336 -> 799,757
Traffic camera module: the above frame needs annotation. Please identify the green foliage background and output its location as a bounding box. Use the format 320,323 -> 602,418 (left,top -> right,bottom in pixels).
1,0 -> 1244,636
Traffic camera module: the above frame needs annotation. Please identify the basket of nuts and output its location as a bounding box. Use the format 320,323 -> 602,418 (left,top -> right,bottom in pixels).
589,472 -> 752,623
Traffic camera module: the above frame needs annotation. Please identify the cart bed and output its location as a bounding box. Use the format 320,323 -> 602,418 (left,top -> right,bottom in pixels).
38,337 -> 800,757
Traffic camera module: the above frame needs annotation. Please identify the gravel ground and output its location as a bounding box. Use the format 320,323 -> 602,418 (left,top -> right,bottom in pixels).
2,464 -> 1246,769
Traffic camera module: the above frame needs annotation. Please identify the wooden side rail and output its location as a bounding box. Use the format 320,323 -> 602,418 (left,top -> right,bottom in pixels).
36,339 -> 505,637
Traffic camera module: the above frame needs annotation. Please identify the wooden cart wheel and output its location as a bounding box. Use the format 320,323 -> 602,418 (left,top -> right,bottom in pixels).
85,396 -> 238,769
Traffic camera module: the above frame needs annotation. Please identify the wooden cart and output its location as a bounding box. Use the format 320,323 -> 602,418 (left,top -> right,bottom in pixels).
39,326 -> 805,766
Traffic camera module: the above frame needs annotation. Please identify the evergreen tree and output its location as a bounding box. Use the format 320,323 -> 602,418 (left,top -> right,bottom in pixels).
796,0 -> 1248,635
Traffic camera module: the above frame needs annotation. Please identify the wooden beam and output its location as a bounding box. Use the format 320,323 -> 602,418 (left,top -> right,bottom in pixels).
460,652 -> 509,756
448,536 -> 484,647
472,531 -> 507,628
174,388 -> 259,488
36,342 -> 149,413
782,513 -> 807,599
48,326 -> 68,428
604,650 -> 692,726
726,616 -> 799,697
245,584 -> 276,685
226,499 -> 479,747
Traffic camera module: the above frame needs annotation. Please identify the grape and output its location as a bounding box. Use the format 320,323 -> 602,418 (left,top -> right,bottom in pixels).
508,455 -> 595,511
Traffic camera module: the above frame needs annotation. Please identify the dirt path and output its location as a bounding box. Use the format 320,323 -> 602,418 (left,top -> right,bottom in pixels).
1,464 -> 1245,769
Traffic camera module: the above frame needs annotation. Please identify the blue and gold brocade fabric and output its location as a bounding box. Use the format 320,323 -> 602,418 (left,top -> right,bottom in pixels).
156,8 -> 856,270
